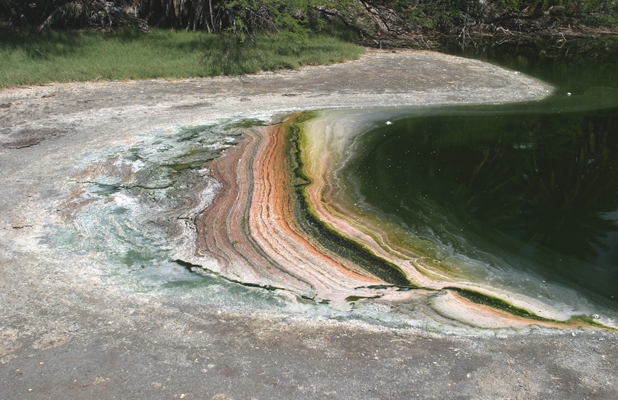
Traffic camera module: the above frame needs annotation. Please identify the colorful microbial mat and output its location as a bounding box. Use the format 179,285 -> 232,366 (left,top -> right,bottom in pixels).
56,37 -> 618,332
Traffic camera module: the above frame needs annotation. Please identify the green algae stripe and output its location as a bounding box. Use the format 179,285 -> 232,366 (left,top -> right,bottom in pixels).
451,287 -> 617,329
568,315 -> 617,330
175,259 -> 285,292
446,287 -> 557,322
287,115 -> 412,288
345,295 -> 382,302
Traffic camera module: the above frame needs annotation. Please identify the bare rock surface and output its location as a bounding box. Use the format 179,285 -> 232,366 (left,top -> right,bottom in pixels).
1,49 -> 617,399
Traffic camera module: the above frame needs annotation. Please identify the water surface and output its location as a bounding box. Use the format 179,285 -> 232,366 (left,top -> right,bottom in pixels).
341,37 -> 618,313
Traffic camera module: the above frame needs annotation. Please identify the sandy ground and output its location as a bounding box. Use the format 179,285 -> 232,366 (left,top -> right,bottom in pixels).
1,50 -> 617,400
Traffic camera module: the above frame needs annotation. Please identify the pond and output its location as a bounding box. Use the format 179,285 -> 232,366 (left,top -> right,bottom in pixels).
63,36 -> 618,330
336,37 -> 618,317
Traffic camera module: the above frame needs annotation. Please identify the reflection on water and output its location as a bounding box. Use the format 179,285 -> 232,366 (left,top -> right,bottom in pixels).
344,37 -> 618,309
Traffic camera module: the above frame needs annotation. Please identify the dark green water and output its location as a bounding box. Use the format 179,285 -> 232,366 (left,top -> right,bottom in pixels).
344,37 -> 618,310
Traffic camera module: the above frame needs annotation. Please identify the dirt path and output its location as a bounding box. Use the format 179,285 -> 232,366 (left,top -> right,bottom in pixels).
1,50 -> 616,400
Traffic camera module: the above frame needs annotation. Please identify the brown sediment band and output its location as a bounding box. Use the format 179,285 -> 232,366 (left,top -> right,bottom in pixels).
191,118 -> 398,306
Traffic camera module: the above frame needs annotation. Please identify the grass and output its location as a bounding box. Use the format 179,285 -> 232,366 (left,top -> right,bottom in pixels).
0,26 -> 364,88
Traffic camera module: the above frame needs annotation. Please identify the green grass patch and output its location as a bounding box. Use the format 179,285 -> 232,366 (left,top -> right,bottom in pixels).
0,26 -> 364,88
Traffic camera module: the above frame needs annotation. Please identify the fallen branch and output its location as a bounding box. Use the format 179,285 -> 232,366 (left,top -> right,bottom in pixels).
37,0 -> 148,33
35,49 -> 50,59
